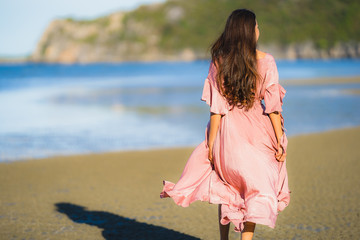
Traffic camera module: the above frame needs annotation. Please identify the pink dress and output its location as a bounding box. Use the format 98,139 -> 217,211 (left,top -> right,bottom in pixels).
160,53 -> 291,232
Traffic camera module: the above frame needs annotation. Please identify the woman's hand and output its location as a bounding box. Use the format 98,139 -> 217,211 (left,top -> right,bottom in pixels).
276,143 -> 286,162
207,113 -> 221,167
208,144 -> 214,166
269,112 -> 286,162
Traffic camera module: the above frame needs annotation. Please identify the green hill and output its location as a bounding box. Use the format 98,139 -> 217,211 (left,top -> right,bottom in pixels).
31,0 -> 360,63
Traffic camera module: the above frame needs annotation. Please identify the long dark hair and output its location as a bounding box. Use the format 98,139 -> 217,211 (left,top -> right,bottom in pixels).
211,9 -> 260,110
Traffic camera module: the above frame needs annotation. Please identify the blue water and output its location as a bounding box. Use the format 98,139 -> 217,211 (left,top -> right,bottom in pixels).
0,58 -> 360,161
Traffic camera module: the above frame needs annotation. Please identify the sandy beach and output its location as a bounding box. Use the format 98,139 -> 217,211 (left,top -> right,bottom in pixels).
0,126 -> 359,239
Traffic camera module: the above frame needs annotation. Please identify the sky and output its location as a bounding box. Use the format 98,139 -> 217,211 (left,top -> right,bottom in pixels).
0,0 -> 165,57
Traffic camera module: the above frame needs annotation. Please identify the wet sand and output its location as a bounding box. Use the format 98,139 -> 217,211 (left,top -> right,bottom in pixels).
0,126 -> 359,239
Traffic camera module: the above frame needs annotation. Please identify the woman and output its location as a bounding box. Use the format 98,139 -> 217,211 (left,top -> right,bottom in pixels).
160,9 -> 291,240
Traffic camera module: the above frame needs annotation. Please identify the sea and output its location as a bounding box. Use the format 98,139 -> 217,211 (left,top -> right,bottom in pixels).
0,58 -> 360,162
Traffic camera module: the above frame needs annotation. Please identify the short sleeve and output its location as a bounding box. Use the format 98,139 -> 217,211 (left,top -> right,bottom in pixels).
263,57 -> 286,114
201,62 -> 230,115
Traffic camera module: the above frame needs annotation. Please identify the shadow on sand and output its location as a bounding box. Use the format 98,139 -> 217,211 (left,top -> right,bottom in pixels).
55,202 -> 200,240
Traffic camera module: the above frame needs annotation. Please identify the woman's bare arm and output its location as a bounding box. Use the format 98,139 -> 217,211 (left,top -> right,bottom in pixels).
268,112 -> 286,162
208,113 -> 222,164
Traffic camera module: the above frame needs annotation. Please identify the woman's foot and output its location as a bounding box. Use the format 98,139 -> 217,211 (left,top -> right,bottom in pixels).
241,222 -> 256,240
218,205 -> 230,240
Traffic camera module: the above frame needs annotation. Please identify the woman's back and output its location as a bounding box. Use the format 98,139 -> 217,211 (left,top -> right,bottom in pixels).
205,52 -> 285,115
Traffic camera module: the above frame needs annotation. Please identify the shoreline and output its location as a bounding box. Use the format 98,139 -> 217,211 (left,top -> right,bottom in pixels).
1,125 -> 359,163
1,56 -> 360,64
0,126 -> 359,239
0,73 -> 359,163
0,55 -> 360,65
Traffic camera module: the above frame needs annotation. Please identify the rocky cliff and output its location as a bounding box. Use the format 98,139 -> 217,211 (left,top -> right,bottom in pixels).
30,0 -> 360,63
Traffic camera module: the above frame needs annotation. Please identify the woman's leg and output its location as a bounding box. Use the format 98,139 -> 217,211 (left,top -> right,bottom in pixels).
218,204 -> 230,240
241,221 -> 256,240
